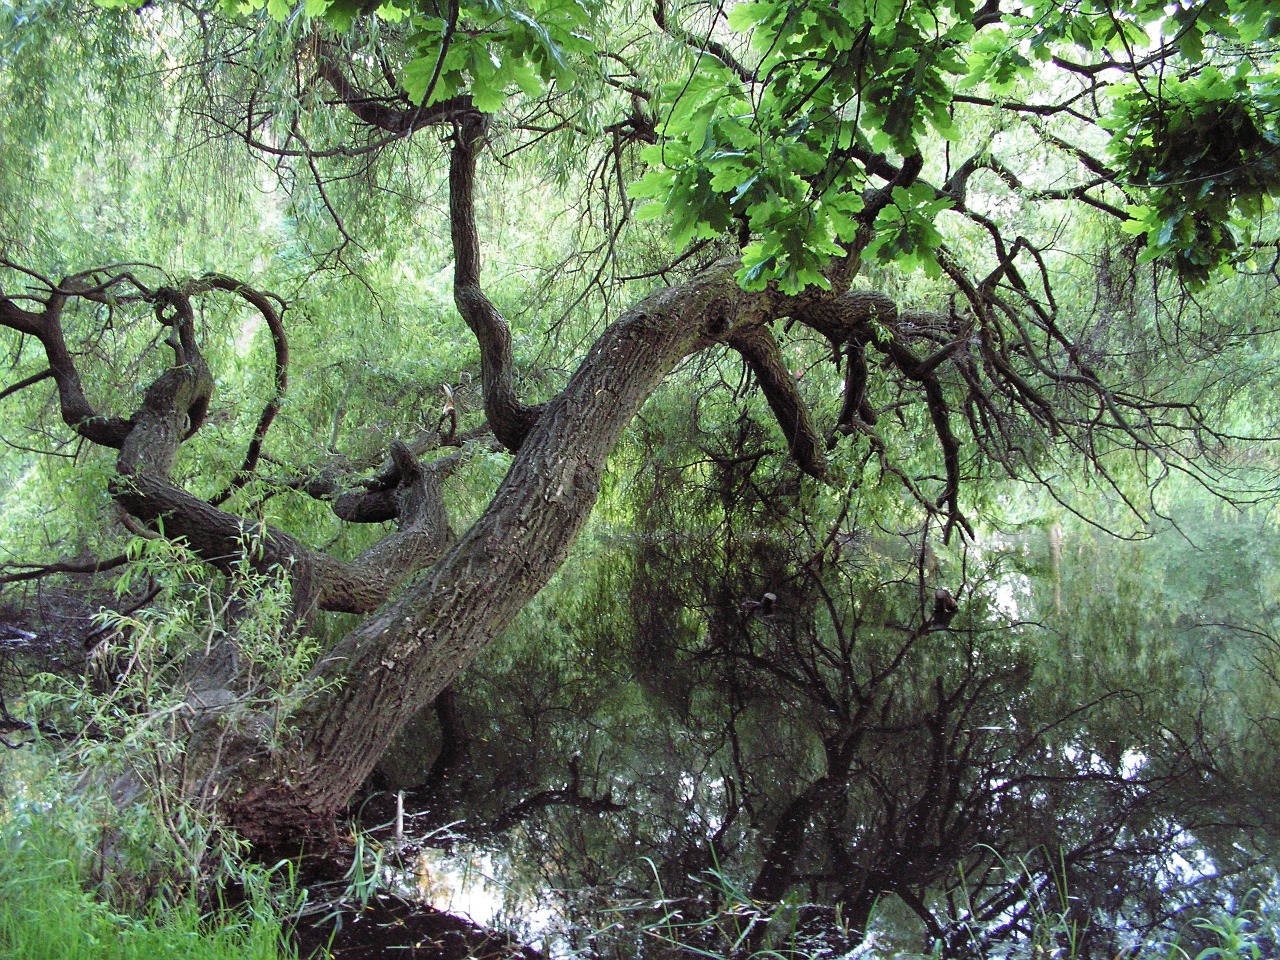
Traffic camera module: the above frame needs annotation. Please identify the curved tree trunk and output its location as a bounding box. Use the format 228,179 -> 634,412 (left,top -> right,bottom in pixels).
0,248 -> 928,848
1,81 -> 1123,850
225,267 -> 792,843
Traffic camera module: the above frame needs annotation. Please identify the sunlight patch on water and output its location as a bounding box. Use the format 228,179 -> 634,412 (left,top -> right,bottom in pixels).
399,844 -> 572,956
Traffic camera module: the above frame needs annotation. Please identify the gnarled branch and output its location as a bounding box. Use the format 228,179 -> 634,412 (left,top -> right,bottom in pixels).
449,115 -> 546,450
727,325 -> 826,479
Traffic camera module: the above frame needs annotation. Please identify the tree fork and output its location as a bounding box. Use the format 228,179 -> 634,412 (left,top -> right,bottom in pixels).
222,266 -> 811,842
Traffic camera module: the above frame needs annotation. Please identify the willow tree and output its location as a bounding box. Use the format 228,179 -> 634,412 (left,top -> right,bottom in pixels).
1,0 -> 1278,845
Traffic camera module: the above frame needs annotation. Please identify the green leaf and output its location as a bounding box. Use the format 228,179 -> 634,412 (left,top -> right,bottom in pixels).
402,52 -> 447,105
736,248 -> 777,290
726,0 -> 770,31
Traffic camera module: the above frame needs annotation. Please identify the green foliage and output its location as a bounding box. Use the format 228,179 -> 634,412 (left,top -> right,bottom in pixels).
724,0 -> 969,153
215,0 -> 598,110
37,533 -> 326,735
62,0 -> 1280,298
628,0 -> 975,292
0,536 -> 329,957
401,0 -> 595,109
1108,65 -> 1280,284
1005,0 -> 1280,63
18,536 -> 332,899
631,0 -> 1280,290
1185,903 -> 1272,960
862,183 -> 953,279
59,0 -> 1280,300
0,0 -> 265,271
0,774 -> 292,959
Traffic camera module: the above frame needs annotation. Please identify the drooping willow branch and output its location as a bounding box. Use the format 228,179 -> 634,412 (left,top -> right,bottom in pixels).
200,274 -> 291,506
0,267 -> 455,617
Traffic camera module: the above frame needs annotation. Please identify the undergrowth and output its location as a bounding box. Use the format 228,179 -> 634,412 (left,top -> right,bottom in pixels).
0,774 -> 294,960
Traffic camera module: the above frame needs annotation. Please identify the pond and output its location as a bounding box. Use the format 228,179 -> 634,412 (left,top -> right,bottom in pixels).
331,501 -> 1280,959
1,475 -> 1276,959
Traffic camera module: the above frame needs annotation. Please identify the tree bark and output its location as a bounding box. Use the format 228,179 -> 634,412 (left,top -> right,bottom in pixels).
224,265 -> 798,844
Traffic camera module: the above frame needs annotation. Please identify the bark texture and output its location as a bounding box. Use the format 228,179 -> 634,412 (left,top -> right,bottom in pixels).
225,266 -> 800,842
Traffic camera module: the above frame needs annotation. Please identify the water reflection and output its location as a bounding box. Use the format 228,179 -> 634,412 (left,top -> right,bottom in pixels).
410,847 -> 517,933
363,498 -> 1280,958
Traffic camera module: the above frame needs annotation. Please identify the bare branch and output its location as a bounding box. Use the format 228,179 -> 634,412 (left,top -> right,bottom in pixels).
727,326 -> 827,479
0,368 -> 54,404
0,553 -> 129,586
449,114 -> 546,450
196,275 -> 291,505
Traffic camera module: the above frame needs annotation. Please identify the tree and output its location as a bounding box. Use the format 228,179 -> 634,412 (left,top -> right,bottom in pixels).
1,0 -> 1279,848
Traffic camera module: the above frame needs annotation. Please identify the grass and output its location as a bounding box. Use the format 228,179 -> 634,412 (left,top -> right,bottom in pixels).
0,790 -> 294,960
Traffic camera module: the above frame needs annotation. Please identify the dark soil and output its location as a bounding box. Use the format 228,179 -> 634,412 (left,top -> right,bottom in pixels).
289,893 -> 546,960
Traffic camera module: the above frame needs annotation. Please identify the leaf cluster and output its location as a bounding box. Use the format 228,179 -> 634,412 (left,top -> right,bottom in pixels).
1109,65 -> 1280,284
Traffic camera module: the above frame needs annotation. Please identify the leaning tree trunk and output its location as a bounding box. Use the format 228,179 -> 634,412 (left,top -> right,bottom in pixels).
2,106 -> 1025,849
224,267 -> 794,844
0,126 -> 886,848
0,229 -> 969,849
